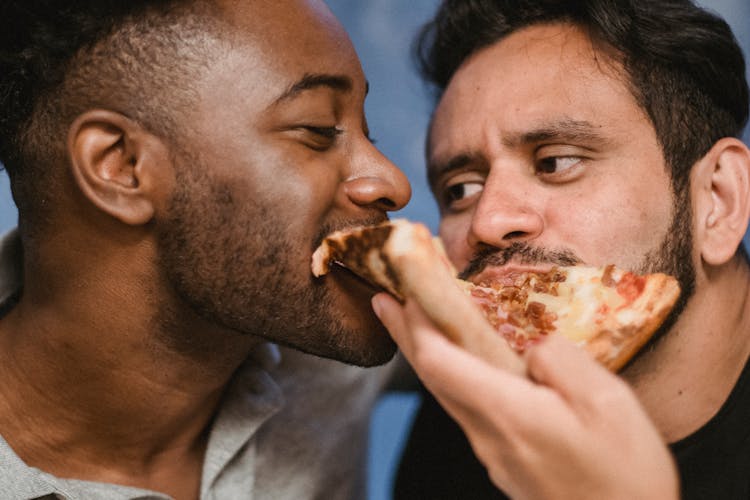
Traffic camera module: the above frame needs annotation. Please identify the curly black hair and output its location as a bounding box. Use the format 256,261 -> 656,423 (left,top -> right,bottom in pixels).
415,0 -> 749,193
0,0 -> 221,229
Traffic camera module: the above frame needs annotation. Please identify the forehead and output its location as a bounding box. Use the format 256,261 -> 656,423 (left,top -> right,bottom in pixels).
213,0 -> 362,79
430,23 -> 649,155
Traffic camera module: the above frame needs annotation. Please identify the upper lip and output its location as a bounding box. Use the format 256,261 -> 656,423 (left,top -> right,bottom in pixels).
468,264 -> 556,286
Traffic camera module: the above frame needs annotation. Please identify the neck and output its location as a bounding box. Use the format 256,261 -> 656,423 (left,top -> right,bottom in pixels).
624,254 -> 750,443
0,242 -> 261,493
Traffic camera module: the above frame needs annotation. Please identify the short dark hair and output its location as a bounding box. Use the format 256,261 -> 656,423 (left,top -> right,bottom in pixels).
416,0 -> 749,192
0,0 -> 221,230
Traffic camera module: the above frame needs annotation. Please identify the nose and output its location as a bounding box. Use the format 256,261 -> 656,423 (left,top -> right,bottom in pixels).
343,140 -> 411,212
467,171 -> 544,249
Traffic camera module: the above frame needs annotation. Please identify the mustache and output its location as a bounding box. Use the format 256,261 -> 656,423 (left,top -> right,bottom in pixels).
458,242 -> 583,280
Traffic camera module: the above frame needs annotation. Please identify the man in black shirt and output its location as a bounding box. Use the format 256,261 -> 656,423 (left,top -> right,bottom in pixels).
375,0 -> 750,498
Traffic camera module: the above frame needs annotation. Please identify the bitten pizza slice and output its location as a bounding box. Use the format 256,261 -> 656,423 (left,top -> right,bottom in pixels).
312,219 -> 680,372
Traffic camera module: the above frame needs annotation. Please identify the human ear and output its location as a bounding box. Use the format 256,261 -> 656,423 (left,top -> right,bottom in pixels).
67,109 -> 171,226
692,137 -> 750,266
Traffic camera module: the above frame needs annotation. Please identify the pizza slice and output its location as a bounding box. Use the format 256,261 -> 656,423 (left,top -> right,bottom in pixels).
312,219 -> 680,372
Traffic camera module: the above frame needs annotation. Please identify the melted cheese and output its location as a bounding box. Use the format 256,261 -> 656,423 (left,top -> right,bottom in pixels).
526,267 -> 626,343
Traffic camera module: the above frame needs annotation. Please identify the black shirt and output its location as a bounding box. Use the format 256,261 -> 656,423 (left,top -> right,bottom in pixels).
395,356 -> 750,500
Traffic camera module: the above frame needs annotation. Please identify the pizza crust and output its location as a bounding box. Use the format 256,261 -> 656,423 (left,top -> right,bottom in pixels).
593,272 -> 680,371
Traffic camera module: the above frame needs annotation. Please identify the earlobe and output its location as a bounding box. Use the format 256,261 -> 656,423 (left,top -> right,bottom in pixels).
67,110 -> 170,226
694,138 -> 750,266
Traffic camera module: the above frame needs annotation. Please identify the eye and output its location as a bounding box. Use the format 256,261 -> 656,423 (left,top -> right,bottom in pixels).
442,180 -> 483,210
300,126 -> 343,151
305,126 -> 342,140
536,156 -> 582,175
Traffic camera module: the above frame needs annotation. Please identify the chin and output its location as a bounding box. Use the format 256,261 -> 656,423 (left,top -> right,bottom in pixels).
331,302 -> 398,367
285,268 -> 398,367
286,329 -> 397,368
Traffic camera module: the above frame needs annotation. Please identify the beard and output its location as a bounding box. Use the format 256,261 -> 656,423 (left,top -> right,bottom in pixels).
151,151 -> 396,367
631,189 -> 696,350
459,190 -> 696,359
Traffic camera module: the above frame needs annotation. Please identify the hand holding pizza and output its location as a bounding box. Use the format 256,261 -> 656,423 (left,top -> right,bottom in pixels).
373,293 -> 680,500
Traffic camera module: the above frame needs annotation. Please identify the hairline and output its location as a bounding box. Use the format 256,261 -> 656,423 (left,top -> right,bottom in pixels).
13,1 -> 229,235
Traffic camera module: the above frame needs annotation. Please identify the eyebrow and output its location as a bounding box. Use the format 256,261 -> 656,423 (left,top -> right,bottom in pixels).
501,119 -> 609,148
427,152 -> 482,188
273,73 -> 357,105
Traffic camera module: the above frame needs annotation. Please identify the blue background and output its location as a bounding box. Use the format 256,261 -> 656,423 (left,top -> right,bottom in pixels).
0,2 -> 747,499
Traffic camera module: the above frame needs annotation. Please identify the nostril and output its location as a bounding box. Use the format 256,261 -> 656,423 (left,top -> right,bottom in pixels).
377,197 -> 396,209
505,231 -> 526,239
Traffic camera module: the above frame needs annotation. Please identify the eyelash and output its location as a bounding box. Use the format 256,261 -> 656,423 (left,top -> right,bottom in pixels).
443,182 -> 482,207
305,126 -> 343,139
304,126 -> 378,148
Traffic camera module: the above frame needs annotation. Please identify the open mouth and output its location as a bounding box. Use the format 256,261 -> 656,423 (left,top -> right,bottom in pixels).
469,265 -> 557,286
328,261 -> 384,295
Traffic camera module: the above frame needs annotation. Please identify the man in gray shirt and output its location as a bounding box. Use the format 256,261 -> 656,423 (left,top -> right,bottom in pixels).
0,0 -> 410,498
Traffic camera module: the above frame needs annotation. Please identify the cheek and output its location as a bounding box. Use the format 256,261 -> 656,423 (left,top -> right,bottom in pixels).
246,142 -> 343,212
546,186 -> 673,268
260,165 -> 341,231
439,214 -> 473,269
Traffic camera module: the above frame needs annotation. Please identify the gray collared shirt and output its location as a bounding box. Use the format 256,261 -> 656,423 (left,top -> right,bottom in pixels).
0,230 -> 391,499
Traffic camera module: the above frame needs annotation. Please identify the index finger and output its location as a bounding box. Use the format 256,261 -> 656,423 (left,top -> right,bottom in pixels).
383,224 -> 525,375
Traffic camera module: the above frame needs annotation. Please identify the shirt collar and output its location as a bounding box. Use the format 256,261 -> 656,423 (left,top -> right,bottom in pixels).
200,344 -> 284,496
0,434 -> 59,498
